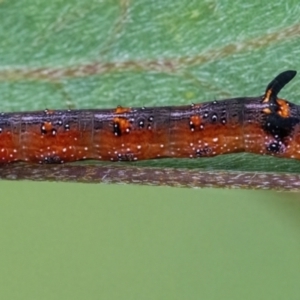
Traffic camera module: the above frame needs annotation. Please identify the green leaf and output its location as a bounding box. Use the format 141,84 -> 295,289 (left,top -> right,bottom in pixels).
1,0 -> 300,175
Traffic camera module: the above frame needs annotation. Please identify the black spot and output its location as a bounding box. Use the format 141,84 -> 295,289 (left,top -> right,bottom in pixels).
113,122 -> 122,136
117,152 -> 135,161
267,142 -> 282,154
203,111 -> 209,118
189,122 -> 195,131
42,155 -> 62,164
263,112 -> 299,155
195,147 -> 212,156
263,113 -> 298,140
138,119 -> 145,128
221,117 -> 227,124
211,113 -> 218,122
51,128 -> 57,136
41,124 -> 47,135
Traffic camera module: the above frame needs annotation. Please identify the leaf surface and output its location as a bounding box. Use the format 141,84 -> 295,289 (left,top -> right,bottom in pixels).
1,0 -> 300,175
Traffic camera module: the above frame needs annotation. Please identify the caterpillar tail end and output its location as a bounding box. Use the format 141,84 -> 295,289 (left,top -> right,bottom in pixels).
262,70 -> 297,103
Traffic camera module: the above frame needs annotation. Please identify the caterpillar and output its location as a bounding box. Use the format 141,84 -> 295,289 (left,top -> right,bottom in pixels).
0,70 -> 298,164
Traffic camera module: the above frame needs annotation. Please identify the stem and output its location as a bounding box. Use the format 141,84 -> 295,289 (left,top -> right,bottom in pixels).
0,163 -> 299,191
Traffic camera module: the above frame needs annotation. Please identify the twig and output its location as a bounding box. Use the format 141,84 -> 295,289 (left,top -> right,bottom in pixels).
1,163 -> 300,191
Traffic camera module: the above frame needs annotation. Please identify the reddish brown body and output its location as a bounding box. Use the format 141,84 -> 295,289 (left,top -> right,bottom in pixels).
0,70 -> 299,164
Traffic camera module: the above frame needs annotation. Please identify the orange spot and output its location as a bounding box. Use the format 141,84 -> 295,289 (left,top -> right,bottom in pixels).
262,89 -> 272,103
276,99 -> 290,118
190,115 -> 202,127
113,117 -> 131,134
263,108 -> 271,114
115,106 -> 131,114
43,122 -> 53,131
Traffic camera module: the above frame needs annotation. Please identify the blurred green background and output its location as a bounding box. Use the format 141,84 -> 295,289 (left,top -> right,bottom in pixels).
0,0 -> 300,299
